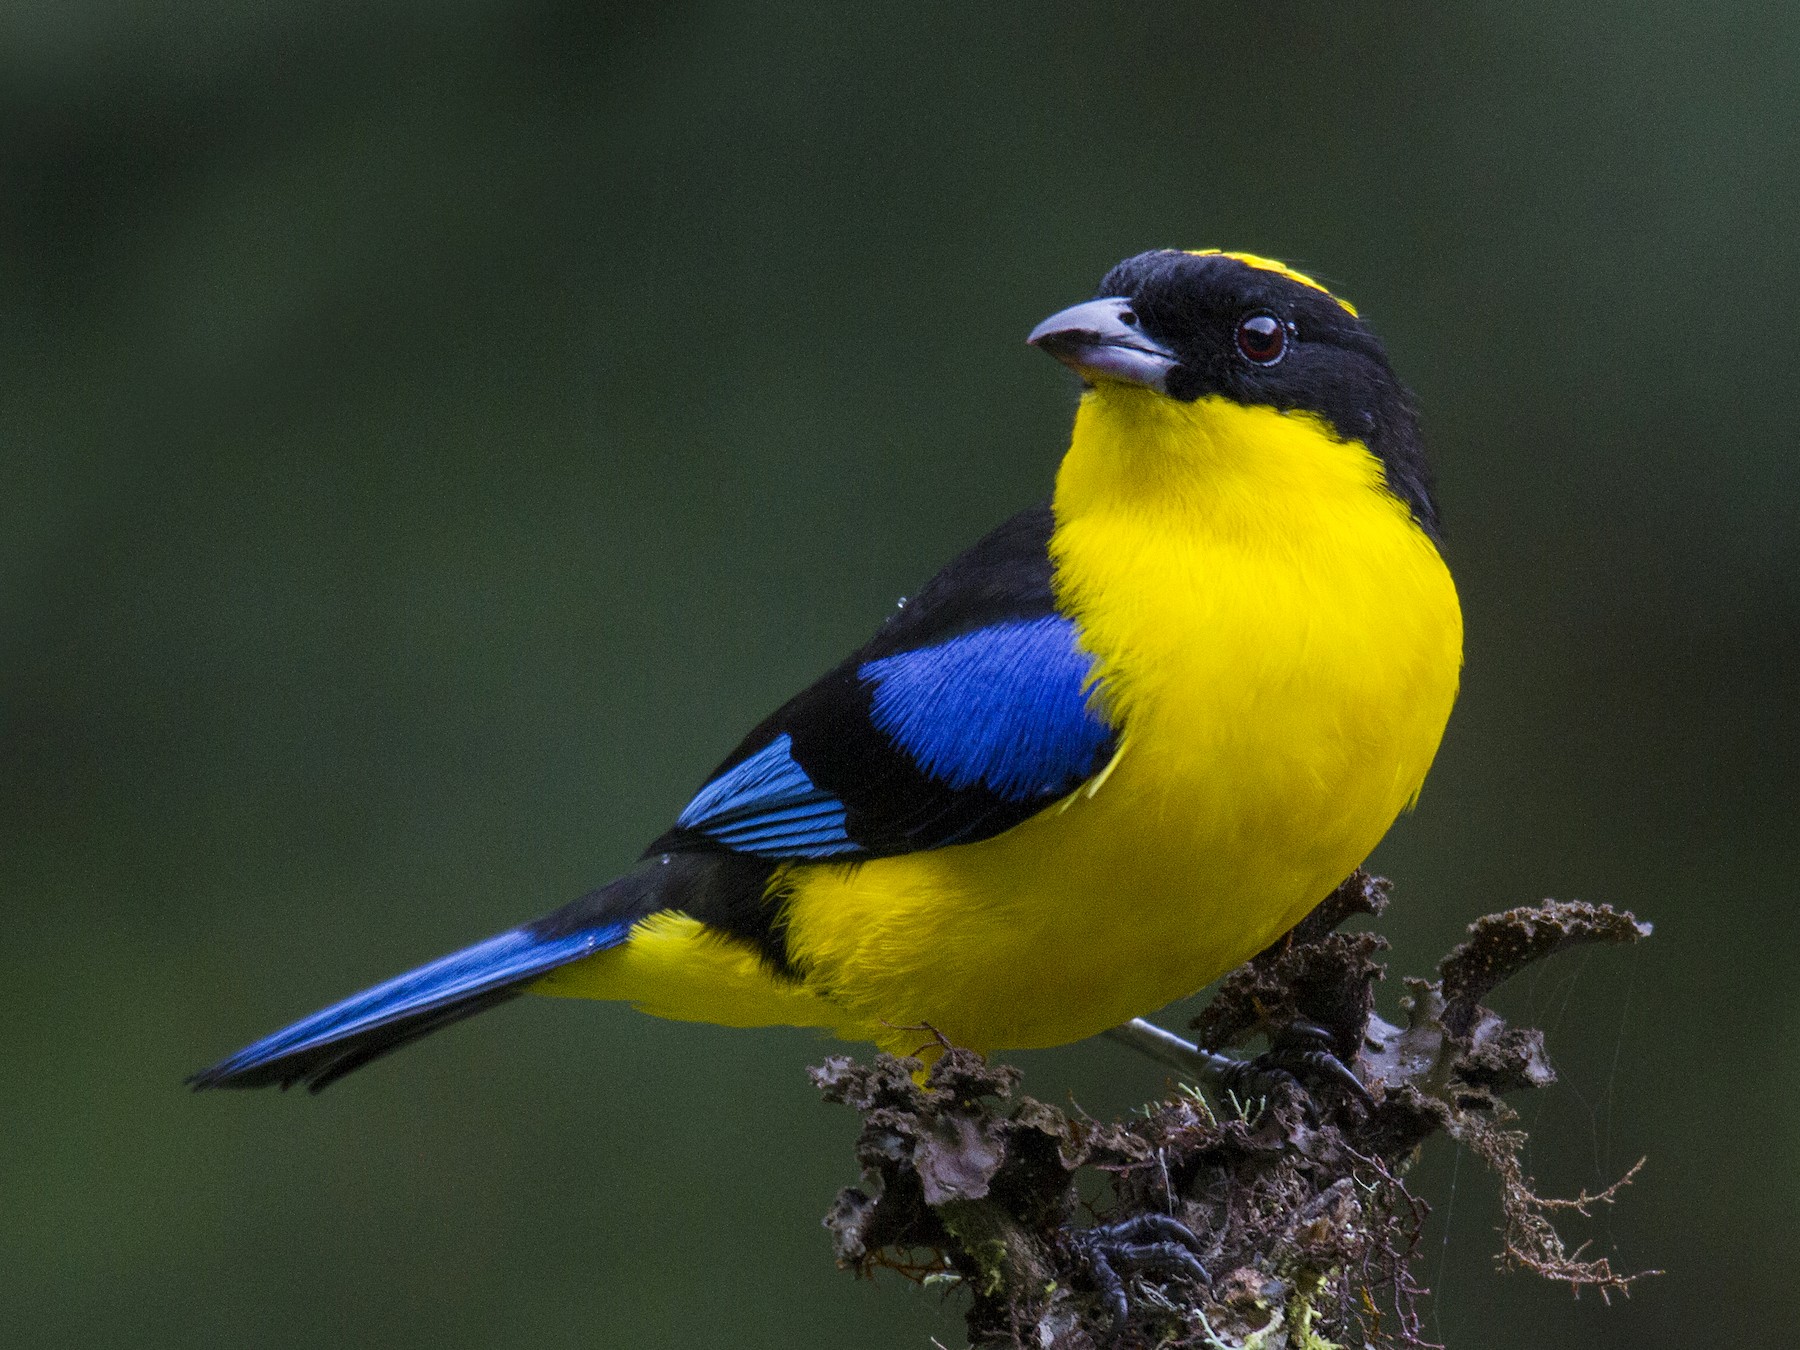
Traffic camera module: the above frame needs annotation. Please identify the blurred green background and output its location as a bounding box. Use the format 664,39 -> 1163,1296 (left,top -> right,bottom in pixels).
4,2 -> 1793,1346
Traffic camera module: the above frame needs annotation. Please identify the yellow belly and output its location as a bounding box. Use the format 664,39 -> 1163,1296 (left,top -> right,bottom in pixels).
539,391 -> 1463,1054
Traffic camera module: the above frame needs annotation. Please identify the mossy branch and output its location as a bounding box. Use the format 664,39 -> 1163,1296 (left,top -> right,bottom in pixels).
814,872 -> 1656,1349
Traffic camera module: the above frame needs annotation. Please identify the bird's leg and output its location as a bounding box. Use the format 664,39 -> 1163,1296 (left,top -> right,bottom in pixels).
1105,1017 -> 1369,1108
1103,1017 -> 1243,1080
1071,1212 -> 1211,1326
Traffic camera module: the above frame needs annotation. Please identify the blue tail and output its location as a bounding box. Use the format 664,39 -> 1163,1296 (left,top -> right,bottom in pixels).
190,912 -> 631,1094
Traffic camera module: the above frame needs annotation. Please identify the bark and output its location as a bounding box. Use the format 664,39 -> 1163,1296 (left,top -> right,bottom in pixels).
815,872 -> 1655,1349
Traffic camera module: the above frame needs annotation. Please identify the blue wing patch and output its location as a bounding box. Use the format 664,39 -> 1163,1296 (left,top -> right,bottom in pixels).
675,733 -> 859,858
859,616 -> 1114,801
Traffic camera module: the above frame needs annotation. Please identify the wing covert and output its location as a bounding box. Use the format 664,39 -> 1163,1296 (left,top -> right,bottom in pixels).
654,504 -> 1121,862
673,733 -> 859,858
859,615 -> 1111,802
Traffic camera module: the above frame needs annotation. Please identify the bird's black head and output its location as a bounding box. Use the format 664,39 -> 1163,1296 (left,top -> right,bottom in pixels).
1031,250 -> 1440,540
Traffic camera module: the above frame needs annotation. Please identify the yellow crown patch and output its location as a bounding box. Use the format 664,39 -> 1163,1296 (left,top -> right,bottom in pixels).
1184,250 -> 1359,317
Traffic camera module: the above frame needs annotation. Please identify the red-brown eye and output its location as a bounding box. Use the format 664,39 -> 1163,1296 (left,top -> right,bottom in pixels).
1235,312 -> 1287,365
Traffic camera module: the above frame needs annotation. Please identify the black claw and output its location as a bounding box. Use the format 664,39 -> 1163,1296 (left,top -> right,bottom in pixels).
1110,1240 -> 1211,1284
1294,1047 -> 1370,1101
1216,1020 -> 1371,1112
1099,1212 -> 1209,1258
1090,1252 -> 1129,1326
1074,1213 -> 1211,1325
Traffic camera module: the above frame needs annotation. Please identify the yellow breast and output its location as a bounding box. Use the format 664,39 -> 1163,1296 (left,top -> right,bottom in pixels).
779,386 -> 1462,1052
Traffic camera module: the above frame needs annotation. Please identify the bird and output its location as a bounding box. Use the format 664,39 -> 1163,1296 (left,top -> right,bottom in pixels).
190,249 -> 1462,1094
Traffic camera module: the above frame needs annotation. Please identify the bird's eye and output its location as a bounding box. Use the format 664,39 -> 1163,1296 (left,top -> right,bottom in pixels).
1235,312 -> 1288,365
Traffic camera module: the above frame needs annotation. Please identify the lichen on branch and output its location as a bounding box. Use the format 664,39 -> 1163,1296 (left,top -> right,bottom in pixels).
814,873 -> 1655,1349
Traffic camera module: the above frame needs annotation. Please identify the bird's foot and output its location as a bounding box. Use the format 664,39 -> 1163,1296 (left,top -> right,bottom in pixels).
1214,1020 -> 1370,1112
1072,1213 -> 1210,1327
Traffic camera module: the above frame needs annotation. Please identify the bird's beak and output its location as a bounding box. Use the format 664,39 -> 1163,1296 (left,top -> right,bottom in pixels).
1028,297 -> 1179,392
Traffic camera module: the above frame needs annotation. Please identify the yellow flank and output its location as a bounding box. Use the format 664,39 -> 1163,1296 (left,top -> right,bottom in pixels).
534,911 -> 872,1036
1184,250 -> 1359,316
538,384 -> 1461,1056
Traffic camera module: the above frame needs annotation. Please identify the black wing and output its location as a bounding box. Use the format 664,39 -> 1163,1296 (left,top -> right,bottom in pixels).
651,504 -> 1120,862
